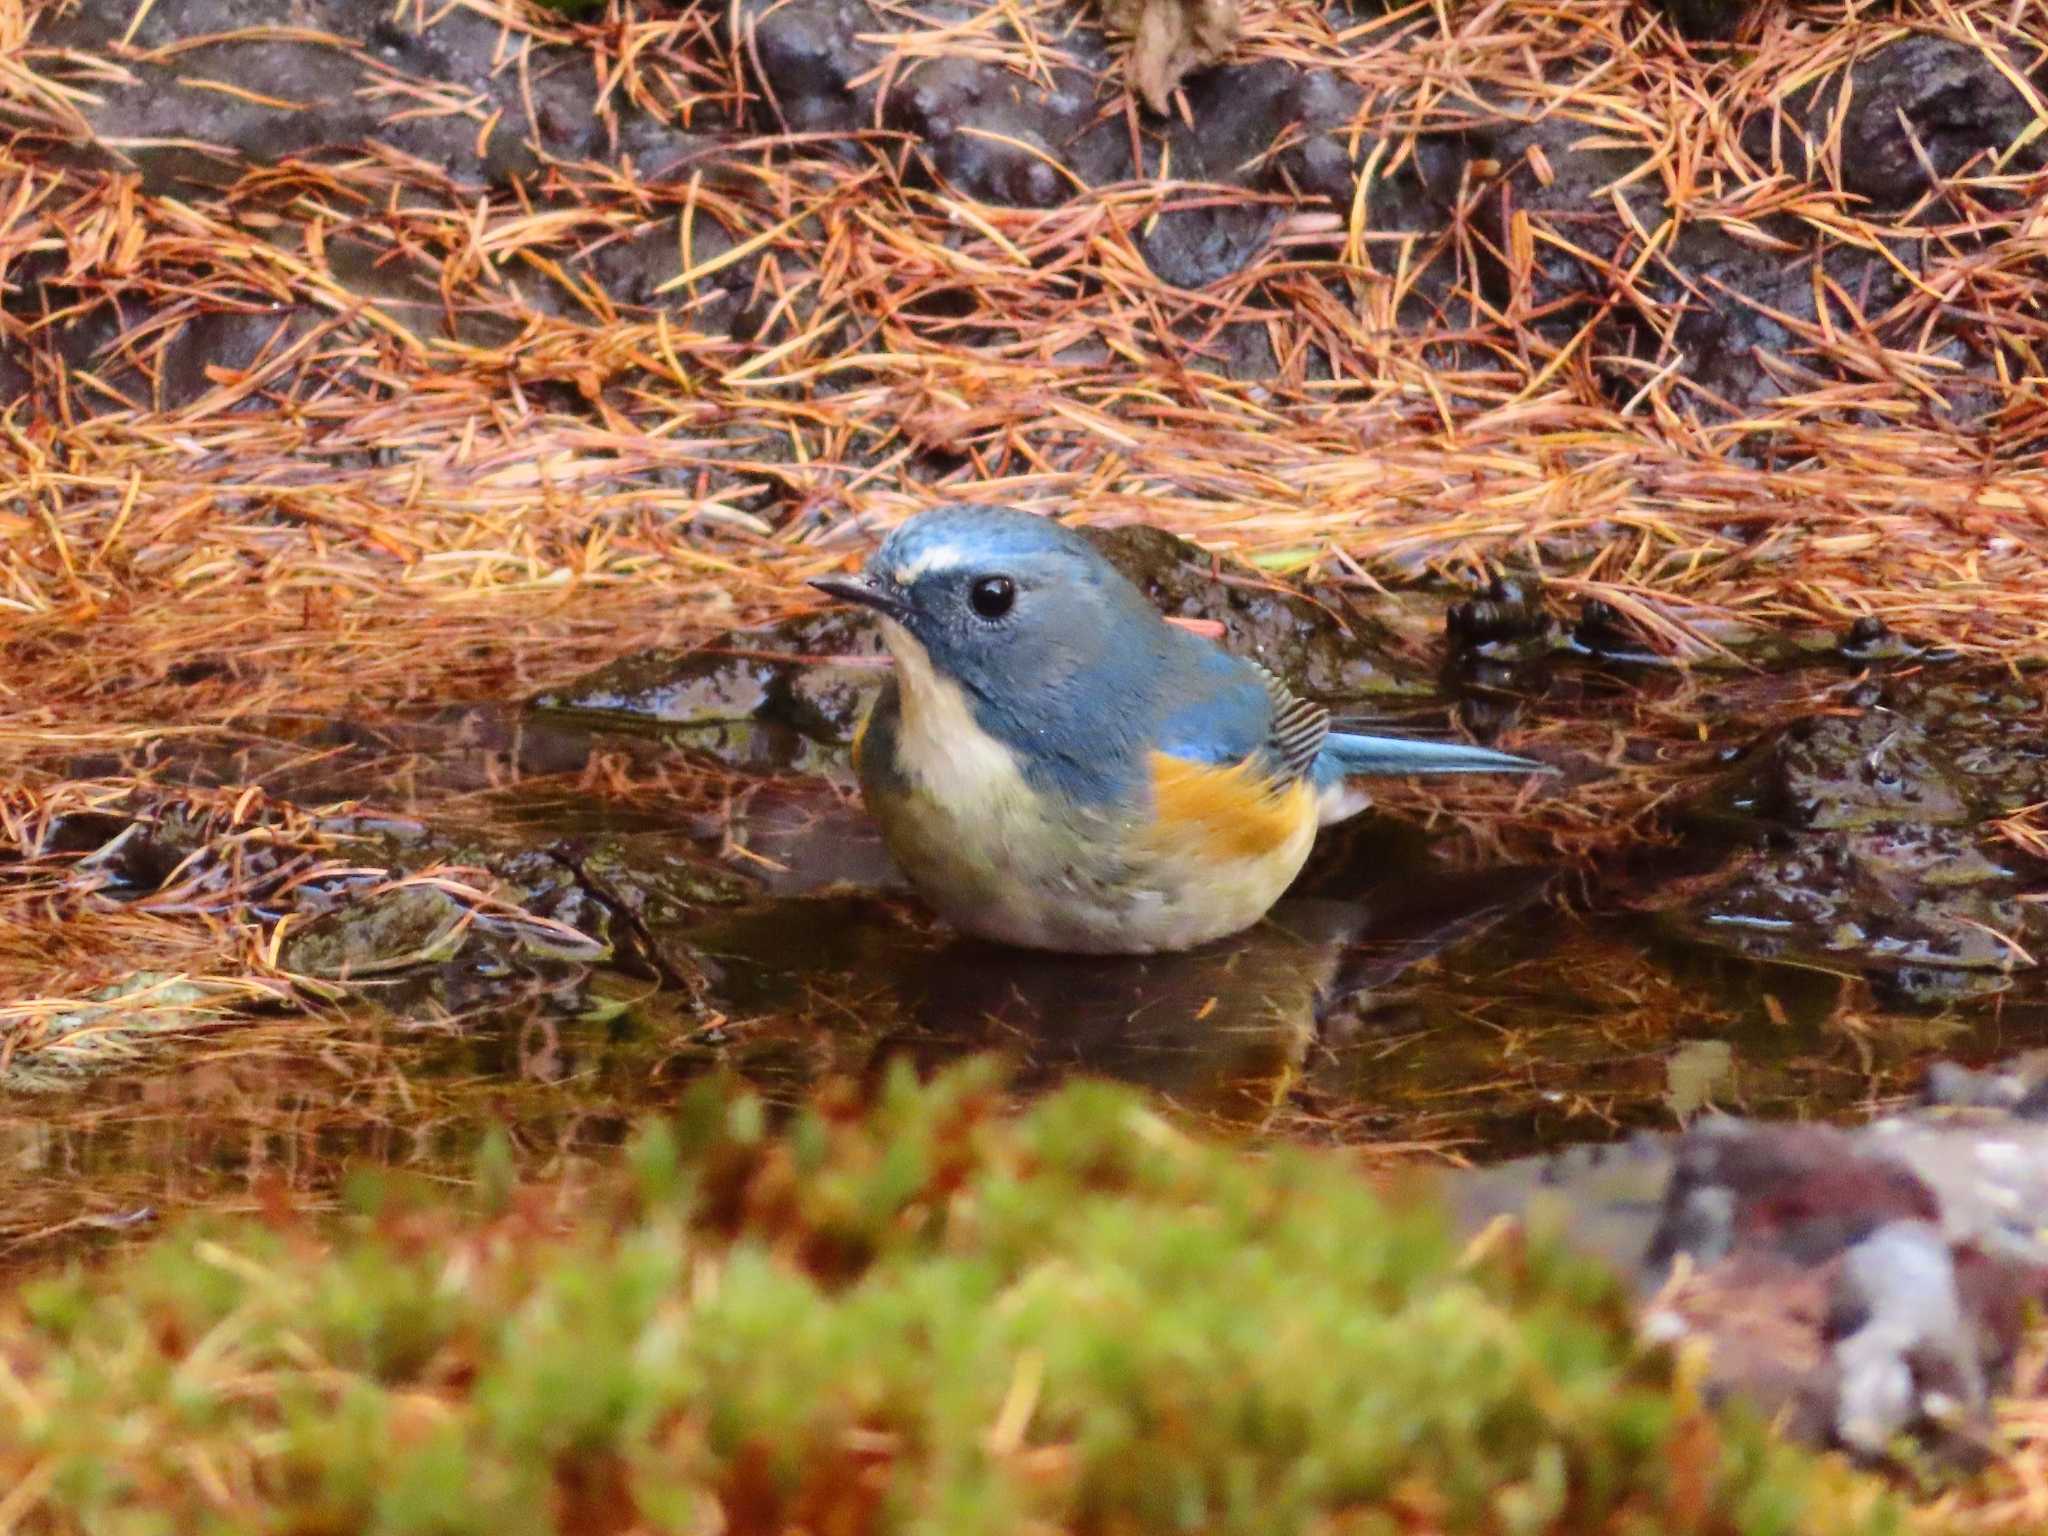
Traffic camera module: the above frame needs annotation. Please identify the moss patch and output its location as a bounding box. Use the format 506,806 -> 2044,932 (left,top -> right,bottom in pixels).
3,1062 -> 1900,1535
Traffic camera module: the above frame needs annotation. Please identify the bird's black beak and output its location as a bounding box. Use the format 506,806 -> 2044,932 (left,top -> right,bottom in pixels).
809,572 -> 911,622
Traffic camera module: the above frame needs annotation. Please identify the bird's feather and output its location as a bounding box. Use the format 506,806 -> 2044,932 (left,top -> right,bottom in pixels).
1145,753 -> 1318,863
1316,731 -> 1549,779
1249,661 -> 1329,782
1153,641 -> 1327,787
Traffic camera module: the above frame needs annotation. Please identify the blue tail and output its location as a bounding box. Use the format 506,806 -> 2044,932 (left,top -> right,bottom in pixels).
1317,731 -> 1552,779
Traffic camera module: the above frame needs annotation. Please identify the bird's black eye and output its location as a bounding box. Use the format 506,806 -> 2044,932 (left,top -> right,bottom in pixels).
969,575 -> 1015,620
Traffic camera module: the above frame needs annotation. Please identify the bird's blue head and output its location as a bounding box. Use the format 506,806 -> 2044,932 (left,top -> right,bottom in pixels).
810,506 -> 1171,782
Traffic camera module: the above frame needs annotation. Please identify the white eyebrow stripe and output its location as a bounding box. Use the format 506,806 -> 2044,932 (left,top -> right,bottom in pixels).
892,543 -> 968,584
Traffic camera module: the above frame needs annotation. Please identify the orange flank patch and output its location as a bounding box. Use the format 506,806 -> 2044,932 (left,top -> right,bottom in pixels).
1147,753 -> 1315,863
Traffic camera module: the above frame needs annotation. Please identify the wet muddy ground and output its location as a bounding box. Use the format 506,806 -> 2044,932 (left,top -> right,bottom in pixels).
12,527 -> 2047,1283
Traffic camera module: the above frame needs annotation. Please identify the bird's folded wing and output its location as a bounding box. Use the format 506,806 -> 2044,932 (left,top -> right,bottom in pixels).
1154,649 -> 1329,785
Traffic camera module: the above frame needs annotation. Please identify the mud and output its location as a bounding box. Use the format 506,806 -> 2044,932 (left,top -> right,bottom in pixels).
36,0 -> 629,193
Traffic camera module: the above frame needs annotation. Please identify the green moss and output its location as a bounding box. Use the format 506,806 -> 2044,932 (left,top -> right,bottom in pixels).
2,1062 -> 1903,1535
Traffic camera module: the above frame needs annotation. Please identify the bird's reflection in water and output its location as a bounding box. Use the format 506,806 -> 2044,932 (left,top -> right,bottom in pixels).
691,864 -> 1553,1134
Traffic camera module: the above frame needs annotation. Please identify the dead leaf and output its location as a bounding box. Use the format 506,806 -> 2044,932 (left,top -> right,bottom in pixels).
1098,0 -> 1241,114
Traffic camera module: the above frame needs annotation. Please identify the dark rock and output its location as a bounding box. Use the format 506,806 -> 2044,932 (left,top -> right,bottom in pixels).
1837,615 -> 1933,663
586,213 -> 744,330
4,260 -> 356,416
530,608 -> 887,775
1741,37 -> 2043,210
1267,70 -> 1370,204
1601,210 -> 2011,435
1570,599 -> 1649,659
1609,219 -> 1894,421
1137,61 -> 1368,287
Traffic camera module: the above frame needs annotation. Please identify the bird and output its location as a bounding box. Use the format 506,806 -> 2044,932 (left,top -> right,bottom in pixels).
810,506 -> 1552,955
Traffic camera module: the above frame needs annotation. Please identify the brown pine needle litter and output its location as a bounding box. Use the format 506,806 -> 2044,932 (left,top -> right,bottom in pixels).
4,0 -> 2048,1508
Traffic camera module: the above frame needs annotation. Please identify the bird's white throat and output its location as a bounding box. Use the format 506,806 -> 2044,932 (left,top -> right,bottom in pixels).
878,619 -> 1031,809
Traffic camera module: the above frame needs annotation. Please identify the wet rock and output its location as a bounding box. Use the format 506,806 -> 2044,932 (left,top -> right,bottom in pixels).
1445,572 -> 1552,653
1727,707 -> 1971,829
1569,599 -> 1658,662
280,885 -> 473,979
530,608 -> 887,772
1741,38 -> 2043,210
1080,524 -> 1425,701
1836,616 -> 1935,664
1683,824 -> 2032,981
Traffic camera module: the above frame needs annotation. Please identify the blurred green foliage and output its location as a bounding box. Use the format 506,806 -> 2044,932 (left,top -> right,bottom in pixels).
3,1060 -> 1901,1534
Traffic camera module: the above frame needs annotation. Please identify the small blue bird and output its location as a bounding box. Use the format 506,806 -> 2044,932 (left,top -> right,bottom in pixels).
811,506 -> 1550,954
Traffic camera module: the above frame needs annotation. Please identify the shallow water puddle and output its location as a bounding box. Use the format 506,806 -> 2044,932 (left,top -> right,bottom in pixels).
11,534 -> 2048,1269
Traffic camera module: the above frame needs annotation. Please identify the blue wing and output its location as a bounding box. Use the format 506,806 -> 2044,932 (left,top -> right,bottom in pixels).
1150,629 -> 1550,786
1153,642 -> 1326,781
